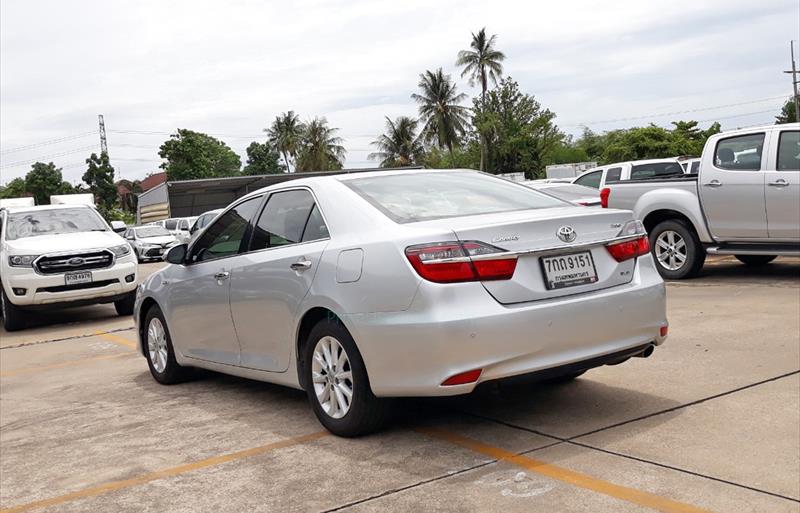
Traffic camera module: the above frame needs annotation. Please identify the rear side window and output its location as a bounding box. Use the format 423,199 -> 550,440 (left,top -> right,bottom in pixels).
777,131 -> 799,171
630,162 -> 685,179
250,189 -> 327,250
714,133 -> 765,171
690,161 -> 700,173
164,219 -> 178,230
345,171 -> 564,223
573,170 -> 602,189
605,167 -> 622,182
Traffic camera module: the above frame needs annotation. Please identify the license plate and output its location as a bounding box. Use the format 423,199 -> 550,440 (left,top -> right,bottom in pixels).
65,271 -> 92,286
541,251 -> 598,290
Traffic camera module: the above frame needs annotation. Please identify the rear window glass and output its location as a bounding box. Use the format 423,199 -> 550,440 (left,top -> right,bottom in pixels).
164,219 -> 178,230
777,131 -> 799,171
344,171 -> 565,224
630,162 -> 685,180
605,167 -> 622,181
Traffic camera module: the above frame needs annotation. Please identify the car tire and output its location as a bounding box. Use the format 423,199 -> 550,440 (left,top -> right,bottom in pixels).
649,219 -> 705,280
114,291 -> 136,316
143,305 -> 191,385
735,255 -> 777,267
304,318 -> 389,437
1,287 -> 27,332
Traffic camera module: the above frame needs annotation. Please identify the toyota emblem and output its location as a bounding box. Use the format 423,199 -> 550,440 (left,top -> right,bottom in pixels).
556,226 -> 577,243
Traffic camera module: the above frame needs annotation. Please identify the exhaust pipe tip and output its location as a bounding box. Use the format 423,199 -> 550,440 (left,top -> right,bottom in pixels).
636,344 -> 655,358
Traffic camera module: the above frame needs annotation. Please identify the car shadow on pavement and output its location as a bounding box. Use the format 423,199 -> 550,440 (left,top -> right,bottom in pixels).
688,256 -> 800,284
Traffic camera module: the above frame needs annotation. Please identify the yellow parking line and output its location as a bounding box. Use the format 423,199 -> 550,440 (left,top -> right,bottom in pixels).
418,427 -> 714,513
0,353 -> 130,378
0,431 -> 328,513
94,330 -> 137,349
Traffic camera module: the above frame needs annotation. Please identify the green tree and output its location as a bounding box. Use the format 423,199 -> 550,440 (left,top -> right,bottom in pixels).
411,68 -> 469,165
477,78 -> 563,178
83,152 -> 118,212
158,129 -> 241,181
0,177 -> 28,199
369,116 -> 425,167
265,111 -> 305,172
242,141 -> 285,175
456,27 -> 505,171
24,162 -> 71,205
295,118 -> 346,172
776,97 -> 797,124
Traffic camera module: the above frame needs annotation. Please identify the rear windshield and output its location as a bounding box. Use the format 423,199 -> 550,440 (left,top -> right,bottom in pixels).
345,171 -> 565,223
630,162 -> 685,180
5,208 -> 107,240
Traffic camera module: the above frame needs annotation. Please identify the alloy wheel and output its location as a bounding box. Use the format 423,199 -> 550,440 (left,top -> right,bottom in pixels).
311,336 -> 353,419
147,317 -> 169,373
654,230 -> 687,271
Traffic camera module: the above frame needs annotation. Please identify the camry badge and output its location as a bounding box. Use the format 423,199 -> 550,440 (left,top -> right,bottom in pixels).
491,234 -> 520,243
556,226 -> 577,243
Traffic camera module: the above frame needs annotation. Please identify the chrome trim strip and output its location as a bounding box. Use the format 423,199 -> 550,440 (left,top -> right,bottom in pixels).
423,233 -> 645,264
32,248 -> 116,275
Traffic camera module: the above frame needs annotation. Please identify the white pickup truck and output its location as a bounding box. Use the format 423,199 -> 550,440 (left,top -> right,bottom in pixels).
603,123 -> 800,279
0,203 -> 138,330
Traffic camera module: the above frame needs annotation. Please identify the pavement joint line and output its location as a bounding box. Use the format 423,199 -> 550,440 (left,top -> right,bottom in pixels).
0,326 -> 135,350
318,435 -> 565,513
0,353 -> 131,378
417,427 -> 715,513
94,330 -> 137,349
0,431 -> 329,513
458,369 -> 800,502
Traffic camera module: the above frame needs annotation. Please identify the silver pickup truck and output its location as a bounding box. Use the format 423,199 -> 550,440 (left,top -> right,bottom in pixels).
603,123 -> 800,279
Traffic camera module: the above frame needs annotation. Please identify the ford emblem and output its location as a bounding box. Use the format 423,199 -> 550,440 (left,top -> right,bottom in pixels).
68,257 -> 85,266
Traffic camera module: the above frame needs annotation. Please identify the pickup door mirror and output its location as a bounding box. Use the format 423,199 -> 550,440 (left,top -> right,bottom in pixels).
110,221 -> 126,233
165,244 -> 188,265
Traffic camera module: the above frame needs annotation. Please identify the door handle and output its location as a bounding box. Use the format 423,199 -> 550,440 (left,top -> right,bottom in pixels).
703,180 -> 723,188
290,259 -> 312,271
213,271 -> 230,281
768,179 -> 789,188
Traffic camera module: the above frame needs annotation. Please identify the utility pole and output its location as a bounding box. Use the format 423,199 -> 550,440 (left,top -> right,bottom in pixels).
98,114 -> 109,155
784,40 -> 800,122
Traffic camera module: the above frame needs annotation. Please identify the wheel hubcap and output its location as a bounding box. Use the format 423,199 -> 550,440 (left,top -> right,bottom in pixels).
654,230 -> 687,271
311,336 -> 353,419
147,317 -> 169,373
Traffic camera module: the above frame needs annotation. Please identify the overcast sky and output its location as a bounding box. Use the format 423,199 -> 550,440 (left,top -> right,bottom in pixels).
1,0 -> 797,185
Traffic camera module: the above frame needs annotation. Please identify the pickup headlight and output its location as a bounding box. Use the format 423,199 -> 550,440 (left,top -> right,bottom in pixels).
110,244 -> 132,257
8,255 -> 38,267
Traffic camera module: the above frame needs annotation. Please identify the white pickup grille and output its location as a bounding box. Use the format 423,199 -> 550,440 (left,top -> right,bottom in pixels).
35,251 -> 113,274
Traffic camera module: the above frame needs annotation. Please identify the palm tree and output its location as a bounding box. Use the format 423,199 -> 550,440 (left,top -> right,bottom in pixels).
456,28 -> 505,171
295,117 -> 346,172
264,111 -> 304,172
368,116 -> 425,167
411,68 -> 469,166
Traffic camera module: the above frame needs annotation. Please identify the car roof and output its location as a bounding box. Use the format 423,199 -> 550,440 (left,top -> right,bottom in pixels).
1,203 -> 94,214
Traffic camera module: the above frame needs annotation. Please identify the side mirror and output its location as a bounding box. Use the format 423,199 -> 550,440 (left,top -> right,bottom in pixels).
110,221 -> 126,233
165,244 -> 187,265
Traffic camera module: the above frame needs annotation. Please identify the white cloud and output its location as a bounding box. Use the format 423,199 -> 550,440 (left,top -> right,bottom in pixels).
1,0 -> 796,184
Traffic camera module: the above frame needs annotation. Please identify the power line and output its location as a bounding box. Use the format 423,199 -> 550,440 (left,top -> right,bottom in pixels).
0,145 -> 98,170
0,132 -> 96,155
561,95 -> 787,127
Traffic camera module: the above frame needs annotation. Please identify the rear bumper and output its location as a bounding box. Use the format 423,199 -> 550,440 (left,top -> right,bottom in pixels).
1,259 -> 138,307
345,255 -> 667,397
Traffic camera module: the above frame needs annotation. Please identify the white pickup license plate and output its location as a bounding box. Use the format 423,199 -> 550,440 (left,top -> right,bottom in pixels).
541,251 -> 598,290
65,271 -> 93,286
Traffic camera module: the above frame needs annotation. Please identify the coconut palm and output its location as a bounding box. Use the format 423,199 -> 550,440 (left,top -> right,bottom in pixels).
456,28 -> 505,171
411,68 -> 469,166
264,111 -> 305,172
368,116 -> 425,168
295,117 -> 346,172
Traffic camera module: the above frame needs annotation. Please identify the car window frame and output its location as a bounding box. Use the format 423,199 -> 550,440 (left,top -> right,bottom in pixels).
185,195 -> 266,265
245,186 -> 331,254
713,132 -> 766,172
776,130 -> 800,172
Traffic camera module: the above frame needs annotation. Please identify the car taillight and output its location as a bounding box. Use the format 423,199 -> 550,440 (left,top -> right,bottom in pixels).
606,235 -> 650,262
600,188 -> 610,208
405,241 -> 517,283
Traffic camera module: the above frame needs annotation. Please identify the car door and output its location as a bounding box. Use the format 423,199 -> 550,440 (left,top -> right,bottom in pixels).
165,196 -> 263,366
765,129 -> 800,240
229,188 -> 330,372
699,132 -> 768,240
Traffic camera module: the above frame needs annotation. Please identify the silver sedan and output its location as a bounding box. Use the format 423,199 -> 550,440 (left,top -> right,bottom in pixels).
134,169 -> 667,436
